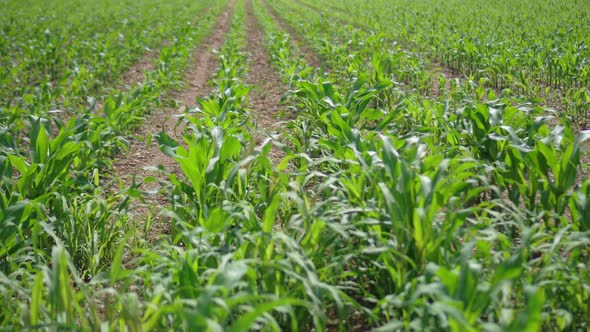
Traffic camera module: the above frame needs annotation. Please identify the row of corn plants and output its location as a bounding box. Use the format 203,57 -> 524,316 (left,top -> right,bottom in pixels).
252,0 -> 590,329
265,0 -> 510,109
120,0 -> 351,328
265,0 -> 433,96
0,0 -> 216,110
0,0 -> 230,328
291,0 -> 590,127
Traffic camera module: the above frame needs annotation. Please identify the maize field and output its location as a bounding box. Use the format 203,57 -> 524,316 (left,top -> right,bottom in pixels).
1,0 -> 589,330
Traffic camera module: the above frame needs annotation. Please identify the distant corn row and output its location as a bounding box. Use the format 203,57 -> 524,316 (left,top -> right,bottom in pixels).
0,0 -> 219,109
296,0 -> 590,126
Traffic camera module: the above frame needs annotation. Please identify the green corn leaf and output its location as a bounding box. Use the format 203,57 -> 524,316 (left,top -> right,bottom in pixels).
201,207 -> 232,233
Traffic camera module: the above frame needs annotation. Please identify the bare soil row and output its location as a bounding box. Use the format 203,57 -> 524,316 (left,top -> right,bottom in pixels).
112,0 -> 237,237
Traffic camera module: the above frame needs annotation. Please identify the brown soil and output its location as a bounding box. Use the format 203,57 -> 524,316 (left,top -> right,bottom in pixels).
118,48 -> 159,88
112,0 -> 235,239
170,8 -> 234,106
118,6 -> 212,89
428,62 -> 465,98
245,0 -> 290,162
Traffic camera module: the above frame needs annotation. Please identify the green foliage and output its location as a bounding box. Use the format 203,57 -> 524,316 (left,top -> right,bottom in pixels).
1,0 -> 589,330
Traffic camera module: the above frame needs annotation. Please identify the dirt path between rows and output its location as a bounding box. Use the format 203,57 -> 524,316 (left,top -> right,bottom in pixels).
118,47 -> 159,89
245,0 -> 290,161
113,0 -> 235,238
259,0 -> 321,68
119,6 -> 213,88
